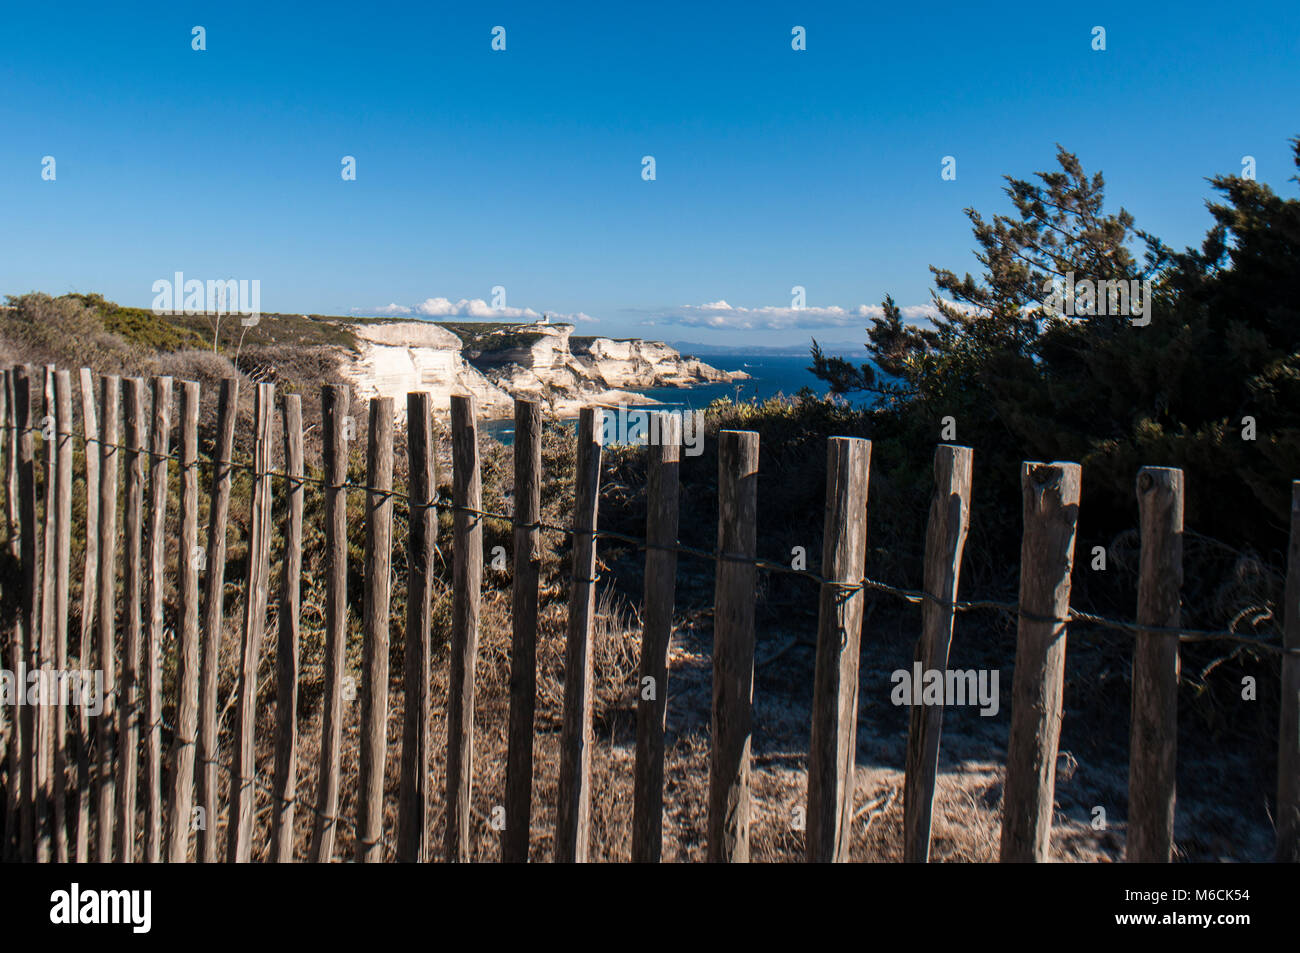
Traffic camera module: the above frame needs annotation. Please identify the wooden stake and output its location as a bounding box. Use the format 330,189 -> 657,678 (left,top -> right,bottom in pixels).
197,378 -> 238,863
36,366 -> 55,863
1128,466 -> 1183,862
270,393 -> 303,863
708,429 -> 760,863
3,369 -> 16,559
902,444 -> 973,863
115,376 -> 146,863
0,370 -> 9,862
167,381 -> 201,863
356,397 -> 393,863
999,462 -> 1081,862
632,412 -> 680,863
227,382 -> 274,863
51,370 -> 74,863
556,407 -> 603,863
94,375 -> 120,863
15,365 -> 39,863
310,384 -> 349,863
397,392 -> 436,863
806,436 -> 872,862
446,394 -> 482,862
503,399 -> 542,863
143,376 -> 172,863
73,367 -> 99,863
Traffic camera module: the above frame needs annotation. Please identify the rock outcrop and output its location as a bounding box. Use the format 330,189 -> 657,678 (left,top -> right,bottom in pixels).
339,320 -> 515,418
337,319 -> 746,419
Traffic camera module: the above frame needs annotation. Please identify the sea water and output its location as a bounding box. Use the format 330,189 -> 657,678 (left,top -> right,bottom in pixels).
481,354 -> 876,445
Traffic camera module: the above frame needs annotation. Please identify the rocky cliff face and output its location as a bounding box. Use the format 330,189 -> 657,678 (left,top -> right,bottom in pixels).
570,335 -> 739,387
338,321 -> 515,418
338,319 -> 746,419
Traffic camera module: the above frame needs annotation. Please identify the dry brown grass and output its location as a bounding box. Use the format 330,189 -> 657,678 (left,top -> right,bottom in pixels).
179,572 -> 1127,864
225,580 -> 658,862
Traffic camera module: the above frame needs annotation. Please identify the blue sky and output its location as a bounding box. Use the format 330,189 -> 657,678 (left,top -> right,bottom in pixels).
2,1 -> 1298,346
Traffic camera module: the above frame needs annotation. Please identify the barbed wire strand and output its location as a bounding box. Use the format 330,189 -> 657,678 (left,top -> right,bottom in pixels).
8,412 -> 1296,857
7,424 -> 1294,658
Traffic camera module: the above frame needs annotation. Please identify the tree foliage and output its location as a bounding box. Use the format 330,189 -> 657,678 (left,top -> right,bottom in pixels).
812,137 -> 1300,551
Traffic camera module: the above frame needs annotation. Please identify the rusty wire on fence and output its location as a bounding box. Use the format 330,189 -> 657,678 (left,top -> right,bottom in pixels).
11,423 -> 1289,659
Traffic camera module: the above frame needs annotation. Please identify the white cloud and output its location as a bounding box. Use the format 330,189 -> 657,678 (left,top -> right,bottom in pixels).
640,300 -> 948,331
358,296 -> 973,333
357,296 -> 600,324
413,297 -> 541,319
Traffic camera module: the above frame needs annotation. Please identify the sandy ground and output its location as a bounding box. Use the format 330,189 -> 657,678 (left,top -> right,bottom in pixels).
211,568 -> 1276,863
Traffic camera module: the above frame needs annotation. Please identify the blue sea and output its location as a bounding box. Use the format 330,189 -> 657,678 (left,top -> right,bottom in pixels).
638,354 -> 833,408
483,354 -> 870,444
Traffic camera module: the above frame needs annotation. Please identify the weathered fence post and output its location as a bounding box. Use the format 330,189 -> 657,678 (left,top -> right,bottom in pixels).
143,376 -> 172,863
228,382 -> 274,863
1,370 -> 16,863
397,391 -> 436,863
73,367 -> 99,863
2,369 -> 15,558
197,377 -> 238,863
36,367 -> 55,863
310,383 -> 350,863
503,398 -> 542,863
167,380 -> 201,863
94,375 -> 120,863
115,376 -> 146,863
357,397 -> 393,863
1277,480 -> 1300,862
807,436 -> 872,863
633,413 -> 681,863
902,443 -> 973,863
1128,466 -> 1183,862
556,406 -> 604,863
51,370 -> 74,863
446,394 -> 483,862
270,393 -> 304,863
0,370 -> 9,862
708,429 -> 760,863
14,365 -> 39,863
999,461 -> 1081,862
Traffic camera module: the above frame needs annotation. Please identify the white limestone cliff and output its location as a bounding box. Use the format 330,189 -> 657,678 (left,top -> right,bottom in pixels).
337,319 -> 747,419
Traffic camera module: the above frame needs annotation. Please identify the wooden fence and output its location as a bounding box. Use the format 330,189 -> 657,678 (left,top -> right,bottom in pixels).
0,363 -> 1296,863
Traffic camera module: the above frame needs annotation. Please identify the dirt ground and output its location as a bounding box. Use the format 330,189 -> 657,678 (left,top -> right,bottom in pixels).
217,561 -> 1277,863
